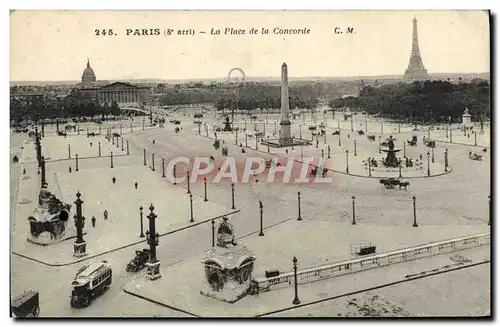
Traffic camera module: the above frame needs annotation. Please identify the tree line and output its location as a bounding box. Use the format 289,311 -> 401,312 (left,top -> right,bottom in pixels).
10,89 -> 122,123
328,80 -> 490,123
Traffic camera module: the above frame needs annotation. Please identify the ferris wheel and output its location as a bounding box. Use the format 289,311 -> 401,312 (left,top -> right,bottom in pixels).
227,68 -> 246,83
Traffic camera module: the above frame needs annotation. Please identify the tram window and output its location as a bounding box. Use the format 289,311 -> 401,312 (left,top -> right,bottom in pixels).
345,264 -> 350,270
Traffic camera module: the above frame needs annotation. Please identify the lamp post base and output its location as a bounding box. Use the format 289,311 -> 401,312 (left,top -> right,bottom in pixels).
146,260 -> 162,281
73,241 -> 87,258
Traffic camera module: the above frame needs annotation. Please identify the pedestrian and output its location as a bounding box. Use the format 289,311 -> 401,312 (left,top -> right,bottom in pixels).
134,182 -> 138,189
69,166 -> 72,173
112,177 -> 116,184
91,216 -> 96,227
286,149 -> 289,154
104,210 -> 108,220
153,140 -> 155,144
23,168 -> 26,175
90,142 -> 93,147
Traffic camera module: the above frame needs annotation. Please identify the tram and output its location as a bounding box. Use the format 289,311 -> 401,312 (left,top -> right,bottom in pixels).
70,261 -> 112,308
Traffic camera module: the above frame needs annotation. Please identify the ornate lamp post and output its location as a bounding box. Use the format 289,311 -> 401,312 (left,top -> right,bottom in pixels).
292,256 -> 301,305
345,149 -> 349,173
450,128 -> 453,143
162,159 -> 165,177
235,129 -> 238,145
173,164 -> 177,185
110,151 -> 114,169
427,151 -> 430,176
130,121 -> 133,132
187,171 -> 191,194
398,123 -> 401,133
299,124 -> 302,139
378,135 -> 381,154
121,138 -> 124,151
75,154 -> 79,172
474,131 -> 477,146
139,206 -> 145,237
398,158 -> 402,178
327,145 -> 331,159
297,191 -> 302,221
116,136 -> 119,148
321,149 -> 324,159
259,201 -> 264,236
431,146 -> 435,163
338,134 -> 341,147
98,142 -> 101,157
204,177 -> 208,202
231,183 -> 236,209
352,196 -> 356,225
380,121 -> 383,134
368,157 -> 372,177
40,156 -> 47,188
145,204 -> 161,280
152,153 -> 155,171
211,220 -> 215,247
403,141 -> 406,157
189,193 -> 194,223
143,149 -> 147,166
68,144 -> 71,159
412,196 -> 418,227
73,191 -> 87,257
446,125 -> 449,138
354,140 -> 357,156
444,148 -> 449,172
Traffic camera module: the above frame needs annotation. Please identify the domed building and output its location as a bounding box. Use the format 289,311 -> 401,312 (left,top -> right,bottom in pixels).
81,58 -> 96,84
75,58 -> 150,108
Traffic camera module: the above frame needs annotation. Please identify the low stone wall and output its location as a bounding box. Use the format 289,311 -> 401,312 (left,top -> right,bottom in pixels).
253,232 -> 490,293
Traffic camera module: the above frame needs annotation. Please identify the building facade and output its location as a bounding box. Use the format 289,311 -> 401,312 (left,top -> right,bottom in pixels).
76,59 -> 150,107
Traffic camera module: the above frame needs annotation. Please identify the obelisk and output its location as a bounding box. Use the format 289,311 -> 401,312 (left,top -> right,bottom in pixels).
279,63 -> 293,145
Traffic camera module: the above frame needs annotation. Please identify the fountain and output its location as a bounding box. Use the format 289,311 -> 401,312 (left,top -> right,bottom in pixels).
382,136 -> 401,168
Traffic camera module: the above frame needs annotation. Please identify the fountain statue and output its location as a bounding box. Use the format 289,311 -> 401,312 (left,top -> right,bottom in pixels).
382,136 -> 401,168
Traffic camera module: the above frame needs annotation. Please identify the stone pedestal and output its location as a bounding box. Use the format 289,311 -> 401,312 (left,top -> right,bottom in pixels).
200,244 -> 256,303
73,241 -> 87,258
146,260 -> 162,280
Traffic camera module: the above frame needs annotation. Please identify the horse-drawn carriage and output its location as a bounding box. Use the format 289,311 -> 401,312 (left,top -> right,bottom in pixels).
407,136 -> 418,146
126,249 -> 151,272
379,178 -> 410,190
332,130 -> 340,136
357,130 -> 365,135
11,290 -> 39,317
367,135 -> 376,142
13,155 -> 19,163
221,147 -> 228,156
469,152 -> 483,161
425,140 -> 436,148
310,166 -> 327,178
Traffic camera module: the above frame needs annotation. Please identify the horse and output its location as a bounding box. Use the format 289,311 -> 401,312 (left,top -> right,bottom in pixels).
398,181 -> 410,190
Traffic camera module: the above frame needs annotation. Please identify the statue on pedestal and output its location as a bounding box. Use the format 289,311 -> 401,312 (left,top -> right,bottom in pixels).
200,217 -> 256,303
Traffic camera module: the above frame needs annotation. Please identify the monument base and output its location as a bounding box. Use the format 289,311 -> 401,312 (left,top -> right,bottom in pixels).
200,281 -> 250,303
73,241 -> 87,258
261,137 -> 312,148
146,260 -> 162,280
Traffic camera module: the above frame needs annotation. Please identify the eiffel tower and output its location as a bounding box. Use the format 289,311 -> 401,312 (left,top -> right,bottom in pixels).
403,17 -> 428,82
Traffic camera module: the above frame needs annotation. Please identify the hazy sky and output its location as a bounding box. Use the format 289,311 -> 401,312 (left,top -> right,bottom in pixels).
10,10 -> 490,81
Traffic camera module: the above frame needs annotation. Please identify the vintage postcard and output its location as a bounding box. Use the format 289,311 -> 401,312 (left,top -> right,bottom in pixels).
9,10 -> 490,318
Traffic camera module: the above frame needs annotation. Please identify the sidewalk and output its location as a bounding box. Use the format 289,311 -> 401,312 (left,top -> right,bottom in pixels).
12,162 -> 237,266
123,219 -> 490,317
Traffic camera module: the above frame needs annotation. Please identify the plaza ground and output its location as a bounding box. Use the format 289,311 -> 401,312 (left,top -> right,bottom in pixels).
10,110 -> 491,317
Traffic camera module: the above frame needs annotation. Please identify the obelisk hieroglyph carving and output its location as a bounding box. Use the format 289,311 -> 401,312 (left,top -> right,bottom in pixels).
279,63 -> 293,145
